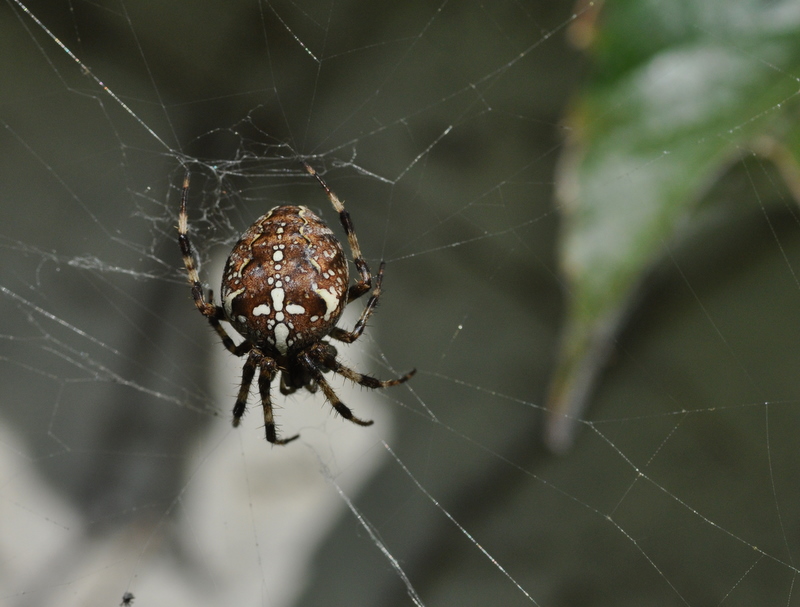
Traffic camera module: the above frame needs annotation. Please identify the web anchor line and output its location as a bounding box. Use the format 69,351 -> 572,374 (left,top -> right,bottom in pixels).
10,0 -> 173,152
382,441 -> 540,605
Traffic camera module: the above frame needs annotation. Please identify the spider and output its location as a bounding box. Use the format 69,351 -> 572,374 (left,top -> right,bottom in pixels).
178,162 -> 415,445
120,592 -> 135,606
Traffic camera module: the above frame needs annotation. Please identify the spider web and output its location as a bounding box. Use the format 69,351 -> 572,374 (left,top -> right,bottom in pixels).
2,1 -> 800,606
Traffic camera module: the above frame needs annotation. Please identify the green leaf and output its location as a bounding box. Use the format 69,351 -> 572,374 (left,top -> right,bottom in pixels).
546,0 -> 800,451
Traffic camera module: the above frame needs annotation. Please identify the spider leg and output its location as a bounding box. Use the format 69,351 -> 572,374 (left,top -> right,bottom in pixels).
330,358 -> 416,389
302,162 -> 372,303
299,352 -> 374,427
258,358 -> 299,445
310,341 -> 415,388
232,350 -> 261,427
206,289 -> 251,356
178,174 -> 218,318
178,173 -> 247,357
329,261 -> 385,344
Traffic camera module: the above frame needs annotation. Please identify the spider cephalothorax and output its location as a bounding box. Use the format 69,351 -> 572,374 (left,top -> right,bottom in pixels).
178,162 -> 414,444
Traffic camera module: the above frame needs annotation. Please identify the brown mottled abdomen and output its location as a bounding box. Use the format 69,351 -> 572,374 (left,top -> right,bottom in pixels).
220,205 -> 349,356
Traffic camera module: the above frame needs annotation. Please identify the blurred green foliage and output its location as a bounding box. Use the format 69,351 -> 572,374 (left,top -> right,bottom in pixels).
547,0 -> 800,449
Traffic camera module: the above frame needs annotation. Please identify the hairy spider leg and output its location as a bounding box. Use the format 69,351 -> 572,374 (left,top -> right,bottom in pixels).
232,350 -> 260,427
328,261 -> 385,344
303,163 -> 390,345
303,162 -> 374,303
178,173 -> 247,357
230,352 -> 295,444
329,357 -> 417,389
300,352 -> 374,426
258,358 -> 299,445
300,344 -> 416,427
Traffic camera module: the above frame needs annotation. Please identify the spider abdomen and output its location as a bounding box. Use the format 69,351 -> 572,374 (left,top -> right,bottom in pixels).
221,205 -> 349,356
